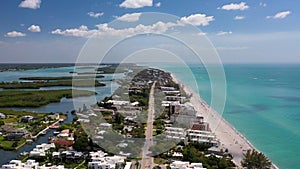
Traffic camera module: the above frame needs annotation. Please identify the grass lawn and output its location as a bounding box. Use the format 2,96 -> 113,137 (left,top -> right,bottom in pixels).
154,157 -> 168,165
0,136 -> 26,150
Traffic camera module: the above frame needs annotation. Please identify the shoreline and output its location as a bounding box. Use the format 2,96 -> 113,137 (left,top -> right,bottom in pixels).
170,73 -> 279,169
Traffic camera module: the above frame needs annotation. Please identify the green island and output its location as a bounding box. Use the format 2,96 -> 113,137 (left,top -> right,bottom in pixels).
0,63 -> 74,72
0,89 -> 96,107
19,75 -> 104,81
95,63 -> 141,74
0,80 -> 105,89
0,109 -> 66,150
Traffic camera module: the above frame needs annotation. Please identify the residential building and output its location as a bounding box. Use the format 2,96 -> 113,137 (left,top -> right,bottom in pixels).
170,161 -> 207,169
165,127 -> 186,141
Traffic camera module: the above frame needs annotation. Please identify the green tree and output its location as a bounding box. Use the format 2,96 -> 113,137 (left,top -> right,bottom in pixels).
0,120 -> 4,126
241,149 -> 271,169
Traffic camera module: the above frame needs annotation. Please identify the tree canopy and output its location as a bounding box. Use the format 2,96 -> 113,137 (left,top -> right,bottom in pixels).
241,149 -> 271,169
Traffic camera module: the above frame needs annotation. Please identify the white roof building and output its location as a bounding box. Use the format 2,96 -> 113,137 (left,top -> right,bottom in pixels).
170,161 -> 206,169
88,155 -> 126,169
29,143 -> 55,157
165,127 -> 186,141
187,129 -> 219,147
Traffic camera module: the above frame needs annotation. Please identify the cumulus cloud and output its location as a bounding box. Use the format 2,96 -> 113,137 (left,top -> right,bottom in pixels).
217,31 -> 233,36
51,13 -> 215,38
116,13 -> 142,22
19,0 -> 41,9
155,2 -> 161,7
120,0 -> 153,8
180,14 -> 214,26
5,31 -> 26,37
234,15 -> 245,20
267,11 -> 291,19
28,25 -> 41,32
87,12 -> 104,18
219,2 -> 249,11
53,21 -> 180,38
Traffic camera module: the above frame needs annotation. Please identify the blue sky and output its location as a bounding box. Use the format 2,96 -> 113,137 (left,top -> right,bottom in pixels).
0,0 -> 299,63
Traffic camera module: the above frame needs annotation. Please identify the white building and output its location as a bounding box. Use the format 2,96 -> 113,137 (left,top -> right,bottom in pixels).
187,129 -> 219,147
2,160 -> 38,169
88,155 -> 126,169
170,161 -> 206,169
2,159 -> 65,169
0,112 -> 6,119
29,143 -> 55,157
165,127 -> 186,141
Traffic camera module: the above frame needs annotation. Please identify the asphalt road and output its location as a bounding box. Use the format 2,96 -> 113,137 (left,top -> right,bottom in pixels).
141,82 -> 156,169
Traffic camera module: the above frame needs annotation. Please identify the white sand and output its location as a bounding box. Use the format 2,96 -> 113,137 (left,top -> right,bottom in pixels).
171,74 -> 279,169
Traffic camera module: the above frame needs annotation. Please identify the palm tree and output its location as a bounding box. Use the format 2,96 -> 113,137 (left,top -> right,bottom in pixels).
241,149 -> 271,169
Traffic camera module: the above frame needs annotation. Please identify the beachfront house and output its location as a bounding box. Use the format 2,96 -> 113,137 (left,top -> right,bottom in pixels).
187,129 -> 219,147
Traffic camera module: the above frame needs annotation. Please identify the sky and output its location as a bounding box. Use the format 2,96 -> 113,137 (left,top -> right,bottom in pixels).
0,0 -> 299,63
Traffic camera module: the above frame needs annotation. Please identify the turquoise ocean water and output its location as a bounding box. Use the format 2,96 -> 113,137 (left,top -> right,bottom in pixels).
0,64 -> 299,168
162,64 -> 300,169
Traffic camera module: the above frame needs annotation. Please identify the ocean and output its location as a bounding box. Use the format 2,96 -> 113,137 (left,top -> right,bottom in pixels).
163,64 -> 300,169
0,64 -> 299,168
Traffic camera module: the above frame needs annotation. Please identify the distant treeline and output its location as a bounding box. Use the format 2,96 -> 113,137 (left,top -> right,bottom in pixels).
0,63 -> 75,72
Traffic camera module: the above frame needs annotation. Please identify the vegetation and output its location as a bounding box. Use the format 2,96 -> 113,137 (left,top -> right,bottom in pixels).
0,63 -> 74,72
0,136 -> 26,150
0,80 -> 105,89
96,64 -> 129,74
0,89 -> 96,107
180,143 -> 235,169
19,75 -> 104,81
73,127 -> 91,152
241,149 -> 271,169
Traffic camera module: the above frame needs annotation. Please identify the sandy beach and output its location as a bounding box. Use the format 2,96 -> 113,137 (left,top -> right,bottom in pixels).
171,74 -> 279,169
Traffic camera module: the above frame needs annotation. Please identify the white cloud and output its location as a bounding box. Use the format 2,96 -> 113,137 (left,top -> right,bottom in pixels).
28,25 -> 41,32
19,0 -> 41,9
87,12 -> 104,18
51,25 -> 95,38
5,31 -> 26,37
116,13 -> 142,22
234,15 -> 245,20
155,2 -> 161,7
51,14 -> 214,38
259,2 -> 267,7
119,0 -> 153,8
267,11 -> 291,19
180,14 -> 214,26
51,21 -> 179,38
217,31 -> 233,36
219,2 -> 249,11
